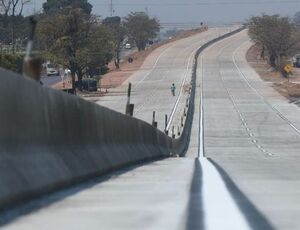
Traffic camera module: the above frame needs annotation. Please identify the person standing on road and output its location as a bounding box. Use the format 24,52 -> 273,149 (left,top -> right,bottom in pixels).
171,83 -> 176,96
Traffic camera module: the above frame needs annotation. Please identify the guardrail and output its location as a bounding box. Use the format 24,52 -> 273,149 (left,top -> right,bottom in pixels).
0,26 -> 245,211
173,26 -> 246,156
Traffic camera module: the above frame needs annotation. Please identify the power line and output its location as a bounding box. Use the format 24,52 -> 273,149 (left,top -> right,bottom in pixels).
110,0 -> 113,17
91,0 -> 300,7
26,0 -> 300,6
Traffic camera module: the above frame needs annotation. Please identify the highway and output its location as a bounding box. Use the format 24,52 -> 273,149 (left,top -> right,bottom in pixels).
40,75 -> 61,86
97,27 -> 235,133
1,29 -> 300,230
195,30 -> 300,230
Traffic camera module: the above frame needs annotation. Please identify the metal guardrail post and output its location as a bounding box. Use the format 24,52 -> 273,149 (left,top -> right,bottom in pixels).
152,111 -> 158,128
165,114 -> 168,135
172,126 -> 175,139
177,126 -> 180,136
125,82 -> 134,116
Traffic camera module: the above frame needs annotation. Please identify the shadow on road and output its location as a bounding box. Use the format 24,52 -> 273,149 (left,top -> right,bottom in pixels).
0,158 -> 165,227
208,158 -> 276,230
185,158 -> 204,230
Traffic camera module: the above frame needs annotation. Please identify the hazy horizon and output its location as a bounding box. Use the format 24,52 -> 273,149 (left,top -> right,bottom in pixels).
24,0 -> 300,28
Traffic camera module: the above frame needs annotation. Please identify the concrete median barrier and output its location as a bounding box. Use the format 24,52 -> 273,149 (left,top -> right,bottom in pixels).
0,26 -> 245,211
173,26 -> 246,156
0,69 -> 174,210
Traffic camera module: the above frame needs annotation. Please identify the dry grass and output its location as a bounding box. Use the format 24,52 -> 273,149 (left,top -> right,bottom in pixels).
101,27 -> 208,90
246,45 -> 300,99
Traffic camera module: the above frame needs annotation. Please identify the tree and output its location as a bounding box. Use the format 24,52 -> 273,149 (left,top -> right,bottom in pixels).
0,53 -> 23,73
0,0 -> 30,53
124,12 -> 160,51
42,0 -> 92,15
248,14 -> 300,69
0,0 -> 30,16
103,16 -> 125,69
0,0 -> 11,15
294,12 -> 300,26
294,11 -> 300,31
0,15 -> 29,47
37,7 -> 113,92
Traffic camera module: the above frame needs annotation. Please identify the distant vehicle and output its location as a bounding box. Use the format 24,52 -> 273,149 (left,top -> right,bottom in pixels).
46,63 -> 59,76
125,43 -> 131,49
82,78 -> 97,91
64,68 -> 71,76
293,54 -> 300,68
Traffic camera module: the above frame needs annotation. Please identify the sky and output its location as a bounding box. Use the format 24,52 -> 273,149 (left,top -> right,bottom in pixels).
25,0 -> 300,28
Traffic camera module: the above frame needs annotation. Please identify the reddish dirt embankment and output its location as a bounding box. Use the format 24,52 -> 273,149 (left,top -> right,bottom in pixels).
101,27 -> 208,90
247,44 -> 300,99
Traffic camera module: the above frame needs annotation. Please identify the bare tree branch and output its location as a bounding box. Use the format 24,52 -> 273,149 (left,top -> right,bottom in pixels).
19,0 -> 30,16
0,0 -> 30,16
0,0 -> 12,15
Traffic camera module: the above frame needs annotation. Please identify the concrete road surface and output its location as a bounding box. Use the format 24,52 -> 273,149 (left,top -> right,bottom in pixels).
40,75 -> 61,86
195,30 -> 300,230
97,27 -> 236,133
2,29 -> 300,230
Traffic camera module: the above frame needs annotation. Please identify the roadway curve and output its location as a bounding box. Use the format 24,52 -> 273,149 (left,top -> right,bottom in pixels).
3,29 -> 300,230
97,27 -> 235,132
0,27 -> 235,229
194,30 -> 300,230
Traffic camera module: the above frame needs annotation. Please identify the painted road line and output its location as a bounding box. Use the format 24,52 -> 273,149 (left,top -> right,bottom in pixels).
166,29 -> 234,131
134,43 -> 174,88
166,47 -> 197,131
201,158 -> 251,230
198,42 -> 252,229
205,36 -> 271,155
232,42 -> 300,135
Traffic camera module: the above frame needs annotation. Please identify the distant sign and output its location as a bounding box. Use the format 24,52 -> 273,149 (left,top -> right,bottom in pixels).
284,64 -> 293,73
53,70 -> 73,90
54,78 -> 72,90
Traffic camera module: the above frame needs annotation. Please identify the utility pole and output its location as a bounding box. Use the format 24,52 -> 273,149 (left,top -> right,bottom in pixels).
33,0 -> 36,14
110,0 -> 113,17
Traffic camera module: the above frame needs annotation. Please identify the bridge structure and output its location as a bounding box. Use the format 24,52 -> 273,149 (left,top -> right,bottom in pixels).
0,26 -> 300,230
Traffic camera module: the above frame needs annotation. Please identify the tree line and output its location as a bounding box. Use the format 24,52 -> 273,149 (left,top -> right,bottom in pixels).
0,0 -> 31,50
0,0 -> 160,91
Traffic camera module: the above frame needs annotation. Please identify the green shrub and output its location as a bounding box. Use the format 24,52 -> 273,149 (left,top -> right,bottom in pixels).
0,54 -> 24,73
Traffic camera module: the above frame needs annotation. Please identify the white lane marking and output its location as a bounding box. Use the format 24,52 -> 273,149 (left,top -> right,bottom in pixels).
198,56 -> 205,158
202,35 -> 270,155
166,48 -> 196,131
198,36 -> 251,230
132,28 -> 231,129
134,29 -> 216,88
136,39 -> 200,114
166,28 -> 236,131
134,44 -> 174,88
232,42 -> 300,135
201,157 -> 252,230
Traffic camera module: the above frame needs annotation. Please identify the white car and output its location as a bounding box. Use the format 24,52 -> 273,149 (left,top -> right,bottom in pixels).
46,63 -> 59,76
64,68 -> 71,76
125,43 -> 131,49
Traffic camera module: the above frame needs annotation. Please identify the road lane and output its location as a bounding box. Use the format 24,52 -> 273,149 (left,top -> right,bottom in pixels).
1,158 -> 197,230
199,30 -> 300,230
0,27 -> 237,230
97,27 -> 235,132
40,75 -> 61,86
5,28 -> 299,230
